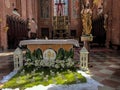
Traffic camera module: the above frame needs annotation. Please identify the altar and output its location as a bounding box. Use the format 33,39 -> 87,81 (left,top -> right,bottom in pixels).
19,39 -> 79,52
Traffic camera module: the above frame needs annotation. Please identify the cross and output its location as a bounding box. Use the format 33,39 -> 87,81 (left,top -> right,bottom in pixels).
55,0 -> 65,16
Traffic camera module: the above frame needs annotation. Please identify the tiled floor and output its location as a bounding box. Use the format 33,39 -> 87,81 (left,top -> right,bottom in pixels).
0,48 -> 120,90
89,49 -> 120,90
74,47 -> 120,90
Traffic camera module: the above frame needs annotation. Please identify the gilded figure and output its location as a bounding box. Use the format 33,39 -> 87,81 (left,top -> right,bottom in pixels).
81,4 -> 92,35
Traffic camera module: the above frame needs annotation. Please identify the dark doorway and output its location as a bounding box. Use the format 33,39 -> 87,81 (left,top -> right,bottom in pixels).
41,28 -> 49,38
92,15 -> 106,47
70,30 -> 76,37
7,15 -> 28,49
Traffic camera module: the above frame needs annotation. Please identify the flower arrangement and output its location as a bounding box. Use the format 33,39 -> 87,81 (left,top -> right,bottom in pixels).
24,48 -> 76,70
2,48 -> 86,89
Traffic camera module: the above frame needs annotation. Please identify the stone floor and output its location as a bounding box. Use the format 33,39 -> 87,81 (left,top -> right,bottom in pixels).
89,48 -> 120,90
0,48 -> 120,90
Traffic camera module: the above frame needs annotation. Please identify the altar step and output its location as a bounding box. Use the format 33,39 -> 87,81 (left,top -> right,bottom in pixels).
0,56 -> 14,80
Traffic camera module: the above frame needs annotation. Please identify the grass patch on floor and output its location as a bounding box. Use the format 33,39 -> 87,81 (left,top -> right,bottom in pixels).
2,68 -> 86,89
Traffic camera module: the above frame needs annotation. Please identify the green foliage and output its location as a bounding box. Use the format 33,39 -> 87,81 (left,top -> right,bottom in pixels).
64,48 -> 74,60
69,48 -> 74,58
24,48 -> 75,70
35,48 -> 43,60
31,50 -> 37,61
3,68 -> 86,89
64,50 -> 69,60
25,48 -> 43,61
25,48 -> 74,61
56,48 -> 65,60
25,49 -> 31,59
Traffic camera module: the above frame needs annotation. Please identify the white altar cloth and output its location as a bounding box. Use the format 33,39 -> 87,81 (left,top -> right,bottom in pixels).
19,39 -> 79,47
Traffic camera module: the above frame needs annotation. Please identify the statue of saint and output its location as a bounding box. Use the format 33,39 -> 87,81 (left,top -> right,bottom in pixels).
40,0 -> 49,18
81,4 -> 92,35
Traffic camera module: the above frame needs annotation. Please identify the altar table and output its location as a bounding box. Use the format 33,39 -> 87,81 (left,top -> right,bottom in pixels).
19,39 -> 79,52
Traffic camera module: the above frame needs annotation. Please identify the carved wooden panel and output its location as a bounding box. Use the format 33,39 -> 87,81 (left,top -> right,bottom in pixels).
52,16 -> 69,30
40,0 -> 50,18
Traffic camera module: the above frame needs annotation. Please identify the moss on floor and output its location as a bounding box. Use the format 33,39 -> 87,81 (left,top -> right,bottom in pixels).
2,68 -> 86,89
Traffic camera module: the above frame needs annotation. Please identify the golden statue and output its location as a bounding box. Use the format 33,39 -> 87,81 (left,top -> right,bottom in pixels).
81,4 -> 92,35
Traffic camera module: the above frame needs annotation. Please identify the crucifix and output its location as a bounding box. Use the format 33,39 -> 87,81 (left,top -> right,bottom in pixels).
55,0 -> 65,16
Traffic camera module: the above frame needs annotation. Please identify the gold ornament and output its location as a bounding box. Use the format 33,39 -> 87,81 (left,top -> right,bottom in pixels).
3,26 -> 9,32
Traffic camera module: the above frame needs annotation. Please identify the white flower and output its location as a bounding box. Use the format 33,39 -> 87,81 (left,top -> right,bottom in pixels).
61,63 -> 65,68
35,60 -> 40,66
40,60 -> 45,66
66,62 -> 71,67
26,59 -> 31,62
20,69 -> 25,75
24,62 -> 28,66
55,60 -> 61,64
55,64 -> 59,69
51,72 -> 55,76
44,60 -> 50,67
52,65 -> 55,67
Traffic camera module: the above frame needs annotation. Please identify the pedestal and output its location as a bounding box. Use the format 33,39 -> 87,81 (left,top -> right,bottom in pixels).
81,35 -> 93,50
81,35 -> 93,65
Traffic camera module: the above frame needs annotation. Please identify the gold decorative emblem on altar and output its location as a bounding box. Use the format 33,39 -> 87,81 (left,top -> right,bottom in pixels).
43,49 -> 56,60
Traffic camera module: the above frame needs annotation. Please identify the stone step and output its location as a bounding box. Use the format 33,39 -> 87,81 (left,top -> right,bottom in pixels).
0,59 -> 13,63
0,70 -> 12,74
0,62 -> 13,67
0,66 -> 13,71
0,65 -> 13,69
0,66 -> 13,80
0,57 -> 13,60
0,61 -> 14,74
